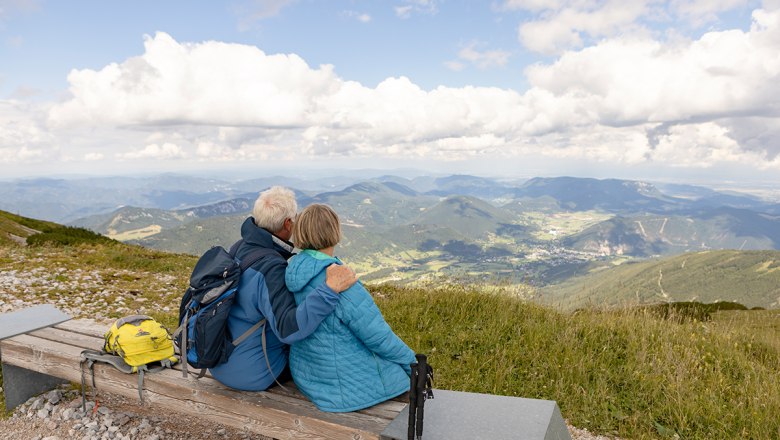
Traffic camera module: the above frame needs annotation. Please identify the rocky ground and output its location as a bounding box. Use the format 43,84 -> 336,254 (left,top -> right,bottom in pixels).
1,385 -> 269,440
1,387 -> 613,440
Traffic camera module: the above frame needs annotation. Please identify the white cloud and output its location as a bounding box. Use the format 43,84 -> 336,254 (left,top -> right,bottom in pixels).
233,0 -> 296,30
455,42 -> 512,69
6,8 -> 773,175
395,0 -> 438,18
118,142 -> 186,160
342,10 -> 372,23
444,60 -> 466,71
525,9 -> 780,125
648,122 -> 749,167
0,99 -> 53,163
517,1 -> 652,55
0,145 -> 44,163
49,32 -> 340,129
671,0 -> 751,26
83,152 -> 104,161
509,0 -> 753,55
395,6 -> 414,18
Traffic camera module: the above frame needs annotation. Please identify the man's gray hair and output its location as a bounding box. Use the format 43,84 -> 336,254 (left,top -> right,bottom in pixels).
252,186 -> 298,232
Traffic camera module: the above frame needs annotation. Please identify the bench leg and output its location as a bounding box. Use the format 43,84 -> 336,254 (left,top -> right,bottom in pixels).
2,362 -> 68,411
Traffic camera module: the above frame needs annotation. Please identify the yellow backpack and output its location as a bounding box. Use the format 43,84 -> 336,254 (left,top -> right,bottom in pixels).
103,315 -> 178,369
80,315 -> 178,408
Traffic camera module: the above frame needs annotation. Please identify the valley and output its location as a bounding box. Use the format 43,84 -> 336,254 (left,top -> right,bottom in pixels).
3,173 -> 780,309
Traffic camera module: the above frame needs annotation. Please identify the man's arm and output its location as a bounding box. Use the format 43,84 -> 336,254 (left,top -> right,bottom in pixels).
260,262 -> 356,344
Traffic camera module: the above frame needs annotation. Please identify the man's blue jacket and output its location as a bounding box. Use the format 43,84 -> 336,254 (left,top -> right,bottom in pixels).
209,217 -> 339,391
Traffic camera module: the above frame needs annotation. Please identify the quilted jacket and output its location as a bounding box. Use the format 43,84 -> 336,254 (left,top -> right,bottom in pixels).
285,249 -> 415,412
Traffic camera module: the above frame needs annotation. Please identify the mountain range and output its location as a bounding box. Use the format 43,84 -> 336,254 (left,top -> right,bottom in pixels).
4,173 -> 780,291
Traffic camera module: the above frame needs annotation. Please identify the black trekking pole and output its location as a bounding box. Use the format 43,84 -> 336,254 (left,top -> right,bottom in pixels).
407,360 -> 419,440
408,354 -> 434,440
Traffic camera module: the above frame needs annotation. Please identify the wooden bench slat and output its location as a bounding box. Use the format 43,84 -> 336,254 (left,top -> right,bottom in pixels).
1,333 -> 395,439
30,326 -> 105,349
55,319 -> 113,337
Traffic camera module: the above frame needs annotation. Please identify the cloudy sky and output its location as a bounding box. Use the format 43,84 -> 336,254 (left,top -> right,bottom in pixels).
1,0 -> 779,183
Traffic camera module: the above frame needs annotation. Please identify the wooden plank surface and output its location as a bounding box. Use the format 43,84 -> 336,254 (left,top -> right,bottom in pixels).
2,322 -> 404,439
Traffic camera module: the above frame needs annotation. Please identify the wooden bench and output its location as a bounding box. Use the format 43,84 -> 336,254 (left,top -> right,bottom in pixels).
2,318 -> 572,440
1,319 -> 406,439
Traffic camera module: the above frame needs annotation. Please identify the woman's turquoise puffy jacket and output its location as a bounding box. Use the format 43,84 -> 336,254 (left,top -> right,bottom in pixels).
285,250 -> 415,412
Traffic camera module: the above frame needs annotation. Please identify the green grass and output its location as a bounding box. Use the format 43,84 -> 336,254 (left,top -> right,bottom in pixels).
1,208 -> 119,247
1,230 -> 778,437
373,284 -> 780,439
545,250 -> 780,310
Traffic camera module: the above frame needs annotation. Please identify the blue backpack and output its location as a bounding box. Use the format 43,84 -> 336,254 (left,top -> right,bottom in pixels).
174,240 -> 274,378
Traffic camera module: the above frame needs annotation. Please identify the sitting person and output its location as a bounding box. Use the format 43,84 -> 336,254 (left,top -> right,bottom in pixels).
285,203 -> 416,412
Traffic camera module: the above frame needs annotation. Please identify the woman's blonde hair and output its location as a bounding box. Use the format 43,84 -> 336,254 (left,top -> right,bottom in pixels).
292,204 -> 341,250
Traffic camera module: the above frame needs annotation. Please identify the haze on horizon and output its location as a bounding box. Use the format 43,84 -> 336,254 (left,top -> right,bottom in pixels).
2,1 -> 780,184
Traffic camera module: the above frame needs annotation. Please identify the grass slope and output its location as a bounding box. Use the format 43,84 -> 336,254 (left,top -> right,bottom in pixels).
376,285 -> 780,439
543,250 -> 780,310
2,213 -> 779,438
0,210 -> 117,247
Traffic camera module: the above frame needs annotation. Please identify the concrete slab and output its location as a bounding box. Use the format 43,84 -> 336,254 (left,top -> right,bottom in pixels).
0,304 -> 71,340
380,389 -> 571,440
1,363 -> 69,410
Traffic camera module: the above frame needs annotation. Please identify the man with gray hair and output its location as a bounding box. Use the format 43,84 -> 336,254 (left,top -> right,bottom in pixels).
209,186 -> 357,391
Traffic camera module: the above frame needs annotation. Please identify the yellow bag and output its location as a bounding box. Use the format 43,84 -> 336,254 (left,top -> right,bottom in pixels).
103,315 -> 178,371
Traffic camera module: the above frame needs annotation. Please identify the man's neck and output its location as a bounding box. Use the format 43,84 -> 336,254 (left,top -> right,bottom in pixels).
270,233 -> 295,254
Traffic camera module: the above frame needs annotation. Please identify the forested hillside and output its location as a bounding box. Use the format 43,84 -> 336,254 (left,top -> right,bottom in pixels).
543,250 -> 780,310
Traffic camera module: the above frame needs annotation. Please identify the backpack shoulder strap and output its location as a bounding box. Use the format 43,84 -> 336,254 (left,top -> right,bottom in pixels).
228,238 -> 244,257
260,322 -> 290,392
232,318 -> 266,346
228,238 -> 281,273
80,349 -> 137,409
238,248 -> 280,272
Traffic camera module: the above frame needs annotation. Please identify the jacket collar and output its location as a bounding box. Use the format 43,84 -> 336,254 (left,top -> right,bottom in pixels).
240,217 -> 295,260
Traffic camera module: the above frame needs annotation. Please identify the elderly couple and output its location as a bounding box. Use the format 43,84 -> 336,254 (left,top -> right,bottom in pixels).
209,186 -> 415,412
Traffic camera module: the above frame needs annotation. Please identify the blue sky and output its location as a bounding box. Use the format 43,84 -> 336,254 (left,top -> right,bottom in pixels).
2,0 -> 780,185
2,1 -> 540,94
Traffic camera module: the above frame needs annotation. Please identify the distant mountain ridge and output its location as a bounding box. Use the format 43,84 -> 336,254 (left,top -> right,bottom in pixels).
514,177 -> 687,212
563,207 -> 780,257
60,174 -> 780,256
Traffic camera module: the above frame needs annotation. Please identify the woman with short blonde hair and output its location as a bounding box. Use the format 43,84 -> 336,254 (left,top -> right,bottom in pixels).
286,203 -> 415,412
291,204 -> 341,251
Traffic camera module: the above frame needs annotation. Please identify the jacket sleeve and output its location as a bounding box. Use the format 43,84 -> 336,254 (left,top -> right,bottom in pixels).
337,282 -> 416,372
259,261 -> 339,344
